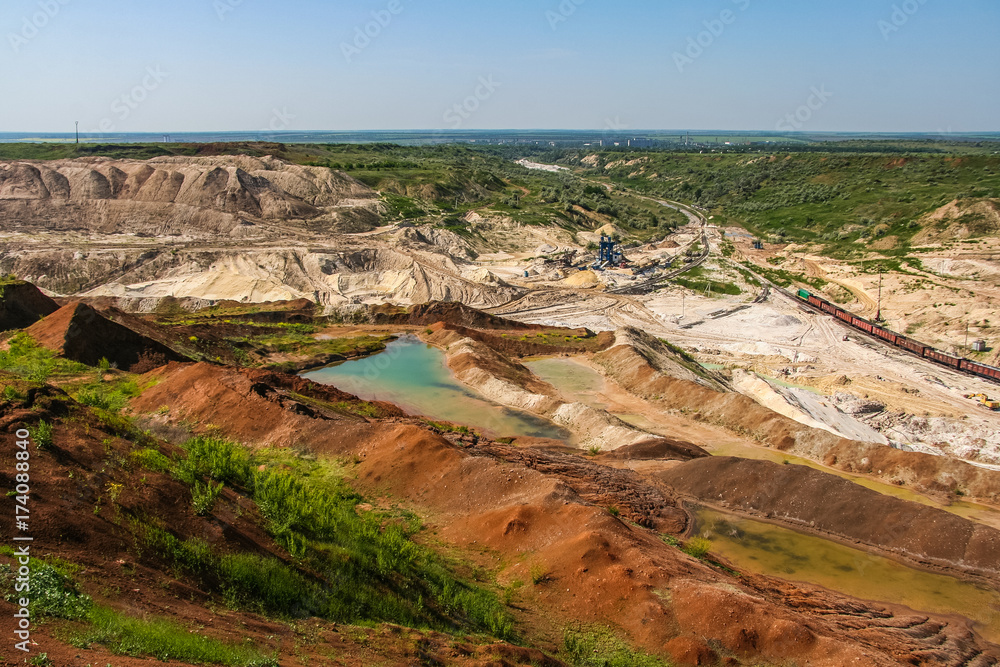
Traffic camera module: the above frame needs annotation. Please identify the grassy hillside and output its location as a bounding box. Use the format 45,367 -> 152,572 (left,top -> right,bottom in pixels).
4,140 -> 997,252
557,150 -> 1000,256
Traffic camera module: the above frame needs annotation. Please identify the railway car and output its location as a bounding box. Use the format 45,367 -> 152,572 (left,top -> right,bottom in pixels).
960,360 -> 1000,380
851,316 -> 874,333
925,348 -> 962,369
793,289 -> 997,384
895,336 -> 927,356
872,326 -> 898,345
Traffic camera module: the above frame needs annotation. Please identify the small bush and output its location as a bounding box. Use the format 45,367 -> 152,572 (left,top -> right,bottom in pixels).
683,537 -> 712,559
30,420 -> 53,450
2,385 -> 27,402
98,357 -> 112,372
2,562 -> 92,620
177,436 -> 255,489
131,447 -> 172,472
192,480 -> 224,516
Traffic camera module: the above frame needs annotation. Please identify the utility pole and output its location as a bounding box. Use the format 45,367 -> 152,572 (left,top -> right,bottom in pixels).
75,121 -> 79,145
965,321 -> 970,351
875,269 -> 883,322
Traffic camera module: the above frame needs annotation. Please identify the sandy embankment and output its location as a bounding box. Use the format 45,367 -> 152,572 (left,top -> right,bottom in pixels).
423,323 -> 668,452
593,328 -> 1000,503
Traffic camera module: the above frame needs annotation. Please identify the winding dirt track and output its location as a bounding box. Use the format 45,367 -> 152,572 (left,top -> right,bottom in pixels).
804,259 -> 879,316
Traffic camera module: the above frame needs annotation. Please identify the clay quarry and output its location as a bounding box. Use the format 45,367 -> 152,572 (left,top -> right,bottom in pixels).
1,150 -> 1000,667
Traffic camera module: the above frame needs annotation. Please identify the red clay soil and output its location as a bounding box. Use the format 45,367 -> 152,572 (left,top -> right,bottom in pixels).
0,280 -> 58,331
0,373 -> 562,667
130,361 -> 1000,666
659,456 -> 1000,583
24,302 -> 186,370
594,329 -> 1000,504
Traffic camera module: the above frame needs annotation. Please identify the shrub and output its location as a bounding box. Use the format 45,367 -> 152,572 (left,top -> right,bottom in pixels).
30,420 -> 53,450
2,385 -> 27,402
2,562 -> 92,620
131,447 -> 172,473
177,436 -> 255,489
192,479 -> 224,516
683,537 -> 712,559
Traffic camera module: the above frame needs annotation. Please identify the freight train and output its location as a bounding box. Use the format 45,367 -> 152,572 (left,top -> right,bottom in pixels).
795,289 -> 1000,383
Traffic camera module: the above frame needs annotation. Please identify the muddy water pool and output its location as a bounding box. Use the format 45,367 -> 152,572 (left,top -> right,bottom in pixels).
527,355 -> 1000,528
303,336 -> 571,440
693,507 -> 1000,642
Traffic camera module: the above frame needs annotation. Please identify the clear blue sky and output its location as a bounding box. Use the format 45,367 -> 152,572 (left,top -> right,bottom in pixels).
2,0 -> 997,133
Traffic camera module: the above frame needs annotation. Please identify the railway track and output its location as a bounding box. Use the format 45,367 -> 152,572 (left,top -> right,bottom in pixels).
740,264 -> 1000,386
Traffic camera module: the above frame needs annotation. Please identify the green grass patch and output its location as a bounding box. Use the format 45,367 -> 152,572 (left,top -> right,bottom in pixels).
673,276 -> 742,296
71,605 -> 276,666
2,561 -> 92,620
0,333 -> 88,382
562,626 -> 670,666
153,437 -> 514,639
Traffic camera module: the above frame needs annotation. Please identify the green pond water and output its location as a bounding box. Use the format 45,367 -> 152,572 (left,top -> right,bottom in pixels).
303,336 -> 571,441
693,507 -> 1000,642
524,357 -> 608,409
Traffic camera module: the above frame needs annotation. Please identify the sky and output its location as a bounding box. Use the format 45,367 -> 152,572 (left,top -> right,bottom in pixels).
1,0 -> 998,133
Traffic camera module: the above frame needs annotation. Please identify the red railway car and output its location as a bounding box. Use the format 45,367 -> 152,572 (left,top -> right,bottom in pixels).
925,349 -> 962,368
961,360 -> 1000,380
794,289 -> 997,384
872,327 -> 898,345
896,336 -> 927,355
852,316 -> 874,333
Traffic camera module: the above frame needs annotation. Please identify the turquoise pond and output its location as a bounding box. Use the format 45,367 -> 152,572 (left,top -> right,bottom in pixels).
302,336 -> 571,441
